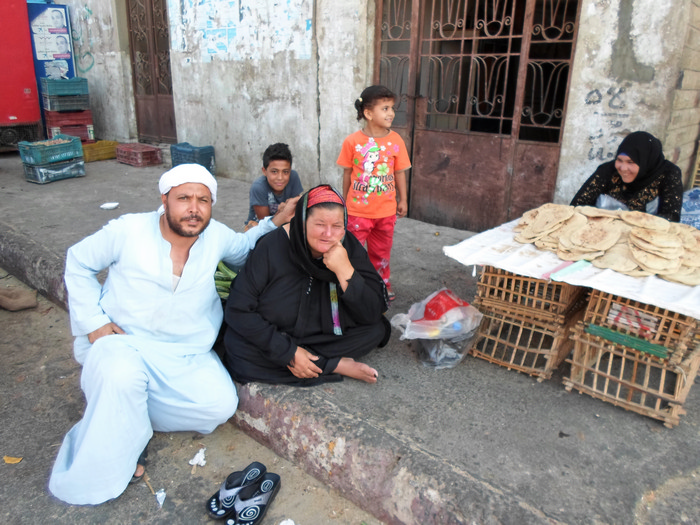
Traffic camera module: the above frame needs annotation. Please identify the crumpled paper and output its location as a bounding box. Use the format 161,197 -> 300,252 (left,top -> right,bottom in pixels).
188,447 -> 206,467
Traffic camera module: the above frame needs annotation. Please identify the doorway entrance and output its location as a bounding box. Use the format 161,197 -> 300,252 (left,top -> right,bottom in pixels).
376,0 -> 581,231
126,0 -> 176,143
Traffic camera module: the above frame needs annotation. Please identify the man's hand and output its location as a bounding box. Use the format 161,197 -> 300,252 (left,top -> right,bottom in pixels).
288,346 -> 322,379
88,322 -> 125,344
244,220 -> 258,232
271,195 -> 300,227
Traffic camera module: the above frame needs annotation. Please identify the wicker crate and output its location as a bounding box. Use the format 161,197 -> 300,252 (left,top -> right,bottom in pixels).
23,158 -> 86,184
171,142 -> 216,173
116,143 -> 162,167
583,289 -> 699,353
18,135 -> 83,165
82,141 -> 119,162
564,322 -> 700,428
41,77 -> 89,96
42,93 -> 90,112
474,266 -> 589,324
469,308 -> 584,381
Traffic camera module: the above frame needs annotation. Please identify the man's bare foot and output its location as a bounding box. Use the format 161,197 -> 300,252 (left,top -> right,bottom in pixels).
134,464 -> 145,478
334,357 -> 378,383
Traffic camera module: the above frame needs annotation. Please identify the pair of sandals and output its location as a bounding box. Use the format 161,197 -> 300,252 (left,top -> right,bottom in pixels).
207,462 -> 281,524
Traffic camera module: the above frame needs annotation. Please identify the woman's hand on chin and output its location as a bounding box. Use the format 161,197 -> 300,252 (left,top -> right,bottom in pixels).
323,243 -> 354,286
288,347 -> 322,379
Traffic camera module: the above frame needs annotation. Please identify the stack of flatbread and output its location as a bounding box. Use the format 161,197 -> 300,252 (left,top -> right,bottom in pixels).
513,204 -> 700,286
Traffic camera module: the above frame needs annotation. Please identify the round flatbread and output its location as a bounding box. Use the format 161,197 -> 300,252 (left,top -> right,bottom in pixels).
514,208 -> 540,232
628,235 -> 683,259
591,242 -> 638,273
672,223 -> 700,253
630,244 -> 681,273
520,203 -> 575,236
568,221 -> 622,251
576,206 -> 621,219
622,267 -> 654,278
620,210 -> 670,232
660,267 -> 700,286
557,247 -> 604,262
630,227 -> 682,249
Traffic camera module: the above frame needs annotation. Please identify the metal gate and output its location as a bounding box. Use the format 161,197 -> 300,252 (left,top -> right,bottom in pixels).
376,0 -> 581,231
127,0 -> 176,143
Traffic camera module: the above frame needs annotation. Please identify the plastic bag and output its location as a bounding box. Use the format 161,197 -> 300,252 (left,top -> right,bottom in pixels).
416,333 -> 477,370
596,194 -> 629,211
390,288 -> 482,340
391,289 -> 483,369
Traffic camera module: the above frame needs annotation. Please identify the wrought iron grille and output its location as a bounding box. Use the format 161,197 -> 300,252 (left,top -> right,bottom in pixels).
379,0 -> 413,128
421,0 -> 523,135
378,0 -> 580,143
519,0 -> 579,142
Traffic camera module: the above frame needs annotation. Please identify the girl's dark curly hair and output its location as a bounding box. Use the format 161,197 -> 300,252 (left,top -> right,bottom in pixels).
354,85 -> 396,121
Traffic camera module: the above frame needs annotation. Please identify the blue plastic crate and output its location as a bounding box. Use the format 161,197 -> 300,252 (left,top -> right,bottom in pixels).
171,142 -> 216,174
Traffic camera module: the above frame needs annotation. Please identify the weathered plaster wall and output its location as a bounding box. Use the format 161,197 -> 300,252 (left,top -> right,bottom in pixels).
316,1 -> 375,190
167,0 -> 373,187
61,0 -> 136,141
555,0 -> 692,203
666,0 -> 700,185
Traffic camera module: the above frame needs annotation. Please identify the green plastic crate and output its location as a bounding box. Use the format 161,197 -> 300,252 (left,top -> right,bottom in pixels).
40,77 -> 89,96
18,135 -> 83,165
23,158 -> 86,184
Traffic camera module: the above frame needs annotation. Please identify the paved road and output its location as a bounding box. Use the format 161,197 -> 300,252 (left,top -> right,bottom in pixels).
1,151 -> 700,524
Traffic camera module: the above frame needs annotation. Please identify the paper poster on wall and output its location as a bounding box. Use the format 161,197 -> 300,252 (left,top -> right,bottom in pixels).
27,3 -> 76,80
181,0 -> 312,62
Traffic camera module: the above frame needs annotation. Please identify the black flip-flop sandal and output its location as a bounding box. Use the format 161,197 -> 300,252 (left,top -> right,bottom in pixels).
206,462 -> 267,520
130,445 -> 149,484
223,472 -> 281,525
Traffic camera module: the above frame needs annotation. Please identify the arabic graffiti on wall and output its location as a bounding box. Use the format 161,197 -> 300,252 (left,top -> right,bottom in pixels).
584,85 -> 632,162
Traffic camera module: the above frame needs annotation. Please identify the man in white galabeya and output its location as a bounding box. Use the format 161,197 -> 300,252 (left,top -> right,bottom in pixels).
49,163 -> 298,504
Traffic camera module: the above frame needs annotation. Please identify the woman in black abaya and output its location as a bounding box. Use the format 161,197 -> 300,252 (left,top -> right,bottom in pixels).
570,131 -> 683,222
223,185 -> 390,386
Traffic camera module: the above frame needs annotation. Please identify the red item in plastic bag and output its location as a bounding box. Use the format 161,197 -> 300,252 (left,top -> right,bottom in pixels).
421,289 -> 470,321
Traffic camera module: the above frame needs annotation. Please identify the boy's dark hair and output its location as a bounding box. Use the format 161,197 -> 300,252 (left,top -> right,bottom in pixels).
262,143 -> 293,169
354,85 -> 396,121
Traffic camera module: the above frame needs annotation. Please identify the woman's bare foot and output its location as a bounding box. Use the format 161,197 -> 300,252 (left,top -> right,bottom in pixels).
134,463 -> 145,478
334,357 -> 378,383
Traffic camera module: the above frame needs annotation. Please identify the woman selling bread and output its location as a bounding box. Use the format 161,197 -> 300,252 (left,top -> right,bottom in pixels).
570,131 -> 683,222
222,184 -> 391,386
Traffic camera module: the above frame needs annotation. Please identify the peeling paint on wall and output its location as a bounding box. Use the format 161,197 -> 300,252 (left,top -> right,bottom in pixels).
178,0 -> 312,62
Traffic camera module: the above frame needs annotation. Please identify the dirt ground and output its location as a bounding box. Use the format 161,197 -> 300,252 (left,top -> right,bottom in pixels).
0,268 -> 383,525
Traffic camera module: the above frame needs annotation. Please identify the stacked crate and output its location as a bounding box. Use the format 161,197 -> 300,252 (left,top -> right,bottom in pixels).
470,266 -> 589,381
18,134 -> 85,184
116,143 -> 162,167
41,78 -> 94,143
171,142 -> 216,173
82,140 -> 119,162
564,290 -> 700,428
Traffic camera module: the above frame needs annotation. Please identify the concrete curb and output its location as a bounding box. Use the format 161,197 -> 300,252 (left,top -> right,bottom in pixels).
233,383 -> 554,525
0,219 -> 67,309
